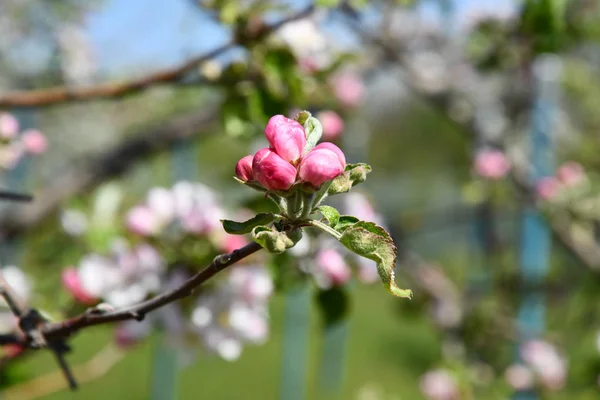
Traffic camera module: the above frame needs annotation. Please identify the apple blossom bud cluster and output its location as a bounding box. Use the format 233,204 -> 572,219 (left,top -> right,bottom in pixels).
419,369 -> 460,400
235,115 -> 346,193
0,112 -> 48,170
191,265 -> 273,361
0,266 -> 31,334
62,239 -> 165,308
536,161 -> 588,201
504,340 -> 567,392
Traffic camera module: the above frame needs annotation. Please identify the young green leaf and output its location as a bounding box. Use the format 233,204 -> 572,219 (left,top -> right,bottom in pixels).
328,163 -> 372,195
334,215 -> 360,233
252,226 -> 302,254
339,221 -> 412,298
318,205 -> 340,227
303,116 -> 323,153
222,213 -> 276,235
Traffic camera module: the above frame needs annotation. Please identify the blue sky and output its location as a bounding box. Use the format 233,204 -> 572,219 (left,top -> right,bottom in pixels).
85,0 -> 517,76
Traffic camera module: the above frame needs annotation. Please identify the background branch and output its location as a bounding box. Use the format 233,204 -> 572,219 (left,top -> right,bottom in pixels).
0,5 -> 314,108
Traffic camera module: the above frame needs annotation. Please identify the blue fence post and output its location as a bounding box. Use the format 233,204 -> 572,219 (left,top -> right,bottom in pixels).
149,138 -> 197,400
279,281 -> 312,400
513,55 -> 562,400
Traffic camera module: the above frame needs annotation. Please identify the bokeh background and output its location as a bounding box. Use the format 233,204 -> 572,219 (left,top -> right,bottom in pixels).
1,0 -> 600,399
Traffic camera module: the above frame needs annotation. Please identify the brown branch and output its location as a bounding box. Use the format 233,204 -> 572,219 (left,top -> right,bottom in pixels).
0,4 -> 314,108
0,241 -> 262,346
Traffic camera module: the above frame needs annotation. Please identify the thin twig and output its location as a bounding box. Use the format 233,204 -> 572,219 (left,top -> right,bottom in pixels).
0,5 -> 314,108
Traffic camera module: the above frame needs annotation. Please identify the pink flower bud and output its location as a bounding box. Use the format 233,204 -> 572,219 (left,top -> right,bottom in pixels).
316,249 -> 351,286
556,161 -> 585,187
298,147 -> 345,187
21,129 -> 48,154
264,115 -> 306,163
331,72 -> 365,108
125,206 -> 160,236
252,148 -> 297,191
235,155 -> 254,182
62,268 -> 97,305
536,177 -> 560,200
0,113 -> 19,139
318,111 -> 345,141
474,149 -> 510,179
313,142 -> 346,166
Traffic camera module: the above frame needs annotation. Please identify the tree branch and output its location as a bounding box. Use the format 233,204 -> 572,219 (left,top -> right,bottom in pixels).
1,241 -> 263,347
0,4 -> 314,108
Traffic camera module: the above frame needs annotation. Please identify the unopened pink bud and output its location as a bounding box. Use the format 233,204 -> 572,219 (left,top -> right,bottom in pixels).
62,268 -> 97,305
235,155 -> 254,182
318,111 -> 344,141
313,142 -> 346,166
474,149 -> 510,179
556,161 -> 585,187
125,206 -> 160,236
264,115 -> 306,163
252,148 -> 297,191
0,113 -> 19,139
21,129 -> 48,154
536,177 -> 560,200
316,249 -> 351,286
298,147 -> 345,187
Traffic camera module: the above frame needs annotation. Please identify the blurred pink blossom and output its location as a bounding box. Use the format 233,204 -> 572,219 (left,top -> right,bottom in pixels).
21,129 -> 48,154
474,149 -> 510,179
222,234 -> 249,254
62,267 -> 97,305
420,369 -> 459,400
0,145 -> 24,170
318,111 -> 344,141
521,340 -> 567,391
0,113 -> 18,139
556,161 -> 585,187
315,249 -> 351,287
505,364 -> 534,391
125,206 -> 160,236
536,177 -> 560,200
331,72 -> 365,108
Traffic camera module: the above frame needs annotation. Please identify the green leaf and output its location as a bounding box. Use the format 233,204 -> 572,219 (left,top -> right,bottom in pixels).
294,110 -> 311,125
318,205 -> 340,227
303,116 -> 323,153
339,222 -> 412,299
252,226 -> 302,254
334,215 -> 359,232
222,213 -> 276,235
328,163 -> 372,195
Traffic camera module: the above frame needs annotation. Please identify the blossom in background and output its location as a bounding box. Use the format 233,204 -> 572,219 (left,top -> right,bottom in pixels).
536,176 -> 560,201
191,265 -> 273,361
520,339 -> 567,391
474,149 -> 510,180
318,111 -> 345,141
330,72 -> 365,108
0,112 -> 48,169
276,17 -> 331,72
556,161 -> 586,188
505,364 -> 535,391
62,240 -> 165,308
420,369 -> 459,400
